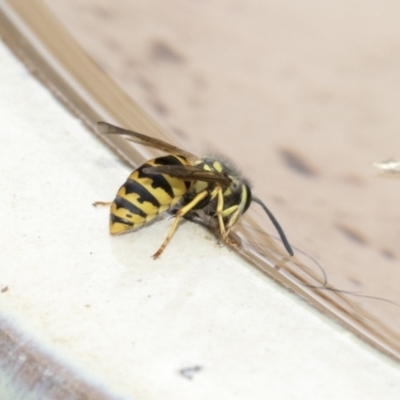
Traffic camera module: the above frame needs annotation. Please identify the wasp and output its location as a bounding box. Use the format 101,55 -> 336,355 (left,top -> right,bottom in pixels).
96,122 -> 294,259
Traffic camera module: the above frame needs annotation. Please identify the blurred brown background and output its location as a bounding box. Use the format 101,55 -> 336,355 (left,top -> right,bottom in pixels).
43,0 -> 400,322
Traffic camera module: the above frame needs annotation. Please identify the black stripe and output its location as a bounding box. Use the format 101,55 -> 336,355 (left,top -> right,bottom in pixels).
243,185 -> 252,213
114,196 -> 147,218
123,179 -> 161,207
110,214 -> 134,226
153,155 -> 184,166
138,164 -> 174,199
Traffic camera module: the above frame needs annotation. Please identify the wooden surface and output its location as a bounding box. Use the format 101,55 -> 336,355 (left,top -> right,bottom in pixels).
42,0 -> 400,338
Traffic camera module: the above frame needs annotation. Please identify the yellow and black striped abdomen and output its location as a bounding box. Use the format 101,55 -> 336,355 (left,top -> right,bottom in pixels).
110,155 -> 192,235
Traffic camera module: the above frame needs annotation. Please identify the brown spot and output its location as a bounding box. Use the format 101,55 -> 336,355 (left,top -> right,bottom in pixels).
151,40 -> 185,63
192,73 -> 207,88
136,77 -> 155,93
341,173 -> 365,185
380,248 -> 396,260
336,223 -> 368,246
149,99 -> 169,115
103,37 -> 120,52
92,5 -> 112,20
279,148 -> 318,177
124,58 -> 138,68
270,194 -> 285,204
348,278 -> 362,287
1,286 -> 8,293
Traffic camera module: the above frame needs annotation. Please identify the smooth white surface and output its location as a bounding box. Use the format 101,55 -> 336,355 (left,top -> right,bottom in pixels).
1,41 -> 400,399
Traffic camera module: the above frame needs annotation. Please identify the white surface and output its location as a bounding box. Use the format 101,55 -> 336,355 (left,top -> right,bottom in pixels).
1,40 -> 400,399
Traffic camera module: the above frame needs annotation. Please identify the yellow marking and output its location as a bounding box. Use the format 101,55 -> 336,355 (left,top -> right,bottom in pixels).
214,185 -> 244,239
170,196 -> 183,207
223,188 -> 232,197
162,175 -> 188,197
159,205 -> 170,213
146,214 -> 158,223
238,185 -> 248,213
215,187 -> 227,237
129,176 -> 172,206
210,190 -> 218,200
193,180 -> 208,193
213,161 -> 223,172
153,190 -> 209,259
110,203 -> 146,224
110,220 -> 135,235
225,185 -> 247,230
221,205 -> 239,218
226,209 -> 240,231
203,164 -> 212,171
147,157 -> 190,198
127,170 -> 188,204
117,188 -> 160,215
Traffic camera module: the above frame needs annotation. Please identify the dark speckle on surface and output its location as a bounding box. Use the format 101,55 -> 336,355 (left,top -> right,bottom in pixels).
279,148 -> 318,177
179,365 -> 202,380
341,173 -> 365,185
151,40 -> 185,63
336,223 -> 368,246
91,5 -> 112,20
149,98 -> 169,115
1,286 -> 8,293
380,248 -> 396,260
349,278 -> 362,287
136,77 -> 155,93
103,37 -> 120,52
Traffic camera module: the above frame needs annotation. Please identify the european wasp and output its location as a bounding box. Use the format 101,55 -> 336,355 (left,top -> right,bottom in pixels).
96,122 -> 293,259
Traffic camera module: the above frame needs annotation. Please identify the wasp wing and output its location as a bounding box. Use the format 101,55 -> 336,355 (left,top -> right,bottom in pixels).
96,122 -> 196,160
143,165 -> 232,186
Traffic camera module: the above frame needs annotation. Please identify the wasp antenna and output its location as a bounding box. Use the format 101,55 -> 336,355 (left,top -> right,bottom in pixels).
252,196 -> 294,256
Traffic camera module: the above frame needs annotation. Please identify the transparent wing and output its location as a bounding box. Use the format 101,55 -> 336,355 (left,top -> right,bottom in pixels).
96,122 -> 197,160
143,165 -> 232,185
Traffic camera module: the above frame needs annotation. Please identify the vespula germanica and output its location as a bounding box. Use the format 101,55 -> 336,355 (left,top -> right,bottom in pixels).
96,122 -> 294,259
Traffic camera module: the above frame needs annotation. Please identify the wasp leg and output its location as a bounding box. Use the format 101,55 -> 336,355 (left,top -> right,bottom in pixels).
224,208 -> 242,248
215,186 -> 228,238
223,206 -> 240,231
215,188 -> 241,238
153,190 -> 209,259
216,199 -> 243,248
93,201 -> 112,207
